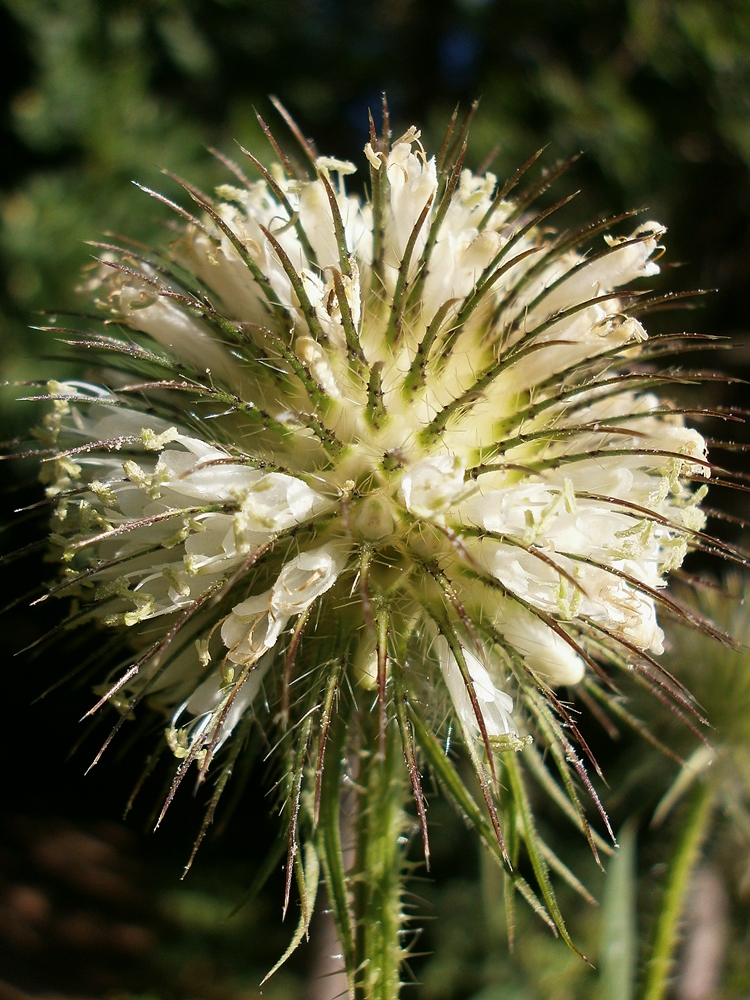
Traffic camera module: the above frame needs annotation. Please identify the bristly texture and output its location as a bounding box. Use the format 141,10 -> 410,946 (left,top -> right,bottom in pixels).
20,104 -> 724,988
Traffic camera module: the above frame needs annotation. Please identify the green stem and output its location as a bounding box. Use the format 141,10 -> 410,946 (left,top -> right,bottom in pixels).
354,717 -> 408,1000
642,784 -> 714,1000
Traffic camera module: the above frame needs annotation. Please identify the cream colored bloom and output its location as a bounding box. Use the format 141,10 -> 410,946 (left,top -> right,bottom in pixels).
38,117 -> 708,848
435,635 -> 517,743
221,543 -> 346,663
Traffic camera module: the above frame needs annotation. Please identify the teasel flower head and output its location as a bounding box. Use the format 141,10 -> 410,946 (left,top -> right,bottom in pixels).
16,101 -> 732,989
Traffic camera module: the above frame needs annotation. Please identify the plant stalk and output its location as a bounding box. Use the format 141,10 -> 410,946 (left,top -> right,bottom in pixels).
354,716 -> 408,1000
643,783 -> 714,1000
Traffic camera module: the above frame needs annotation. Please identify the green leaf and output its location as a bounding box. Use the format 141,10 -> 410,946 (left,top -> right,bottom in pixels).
538,838 -> 596,906
523,739 -> 612,856
652,746 -> 715,828
504,751 -> 590,962
409,705 -> 508,870
643,785 -> 714,1000
525,686 -> 613,862
599,821 -> 637,1000
316,712 -> 356,993
261,840 -> 320,984
510,874 -> 557,934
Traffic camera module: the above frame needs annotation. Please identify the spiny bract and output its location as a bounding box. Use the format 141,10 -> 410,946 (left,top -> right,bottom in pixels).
31,106 -> 715,971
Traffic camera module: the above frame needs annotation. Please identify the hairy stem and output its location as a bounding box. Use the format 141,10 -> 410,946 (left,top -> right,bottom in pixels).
354,716 -> 408,1000
643,784 -> 714,1000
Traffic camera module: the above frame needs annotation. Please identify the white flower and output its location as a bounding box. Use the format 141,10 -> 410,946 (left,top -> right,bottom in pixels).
38,112 -> 710,860
221,543 -> 346,663
170,651 -> 273,760
400,453 -> 466,519
435,635 -> 517,742
494,604 -> 586,686
28,109 -> 728,984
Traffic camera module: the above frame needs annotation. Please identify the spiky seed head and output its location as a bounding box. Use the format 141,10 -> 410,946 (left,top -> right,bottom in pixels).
27,107 -> 718,962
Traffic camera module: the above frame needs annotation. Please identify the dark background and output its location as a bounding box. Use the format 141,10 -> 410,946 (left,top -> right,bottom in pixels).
1,2 -> 750,997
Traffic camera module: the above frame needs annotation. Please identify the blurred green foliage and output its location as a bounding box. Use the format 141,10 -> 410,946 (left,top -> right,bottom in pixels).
4,0 -> 750,389
2,1 -> 750,997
